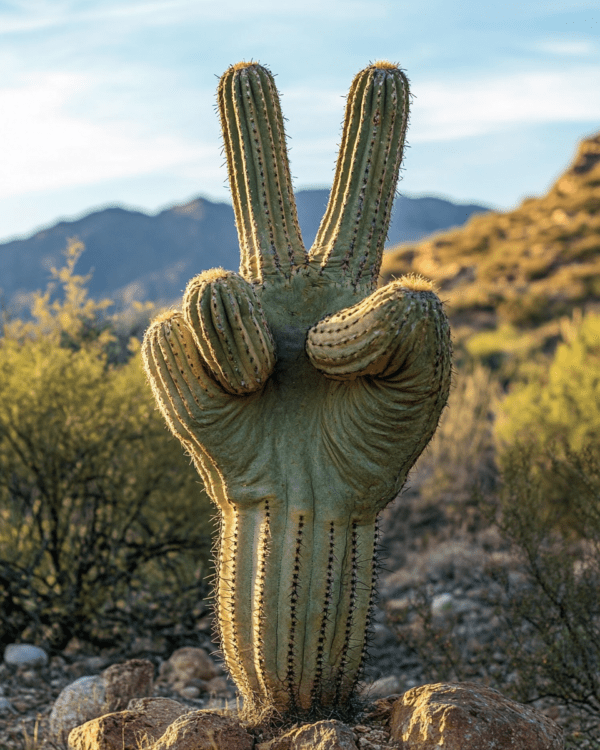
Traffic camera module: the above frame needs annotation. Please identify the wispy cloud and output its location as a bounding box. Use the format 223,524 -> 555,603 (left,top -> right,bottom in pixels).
409,67 -> 600,141
0,0 -> 384,34
0,73 -> 208,199
532,38 -> 598,56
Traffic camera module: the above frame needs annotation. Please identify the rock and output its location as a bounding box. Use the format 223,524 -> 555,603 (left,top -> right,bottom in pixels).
50,659 -> 154,747
430,592 -> 454,616
360,674 -> 401,699
431,592 -> 476,618
353,725 -> 390,748
50,676 -> 106,747
3,643 -> 48,668
204,676 -> 230,695
66,656 -> 110,679
158,647 -> 219,689
126,696 -> 189,714
102,659 -> 154,711
16,668 -> 42,686
389,681 -> 564,750
151,710 -> 253,750
0,696 -> 16,714
261,720 -> 358,750
67,698 -> 190,750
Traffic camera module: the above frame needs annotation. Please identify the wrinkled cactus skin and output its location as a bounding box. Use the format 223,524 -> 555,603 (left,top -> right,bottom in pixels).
142,61 -> 452,721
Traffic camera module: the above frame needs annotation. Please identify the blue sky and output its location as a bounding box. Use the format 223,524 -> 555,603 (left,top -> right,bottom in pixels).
0,0 -> 598,243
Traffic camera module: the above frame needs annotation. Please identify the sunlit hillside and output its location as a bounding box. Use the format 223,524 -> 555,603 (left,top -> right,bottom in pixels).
381,132 -> 600,368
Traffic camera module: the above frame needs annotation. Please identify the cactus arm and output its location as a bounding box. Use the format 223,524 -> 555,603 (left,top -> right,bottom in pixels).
142,313 -> 229,428
218,63 -> 307,282
309,284 -> 452,505
141,313 -> 235,510
306,280 -> 449,382
183,269 -> 276,395
308,63 -> 410,288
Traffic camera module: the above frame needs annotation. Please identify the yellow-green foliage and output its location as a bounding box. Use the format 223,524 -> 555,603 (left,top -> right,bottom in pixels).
380,131 -> 600,367
495,311 -> 600,454
0,240 -> 212,651
410,364 -> 499,509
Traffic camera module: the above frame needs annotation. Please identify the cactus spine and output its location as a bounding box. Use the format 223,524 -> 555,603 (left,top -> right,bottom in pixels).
142,61 -> 452,722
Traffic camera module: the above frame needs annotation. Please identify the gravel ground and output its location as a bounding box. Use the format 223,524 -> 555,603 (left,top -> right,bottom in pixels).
0,491 -> 581,748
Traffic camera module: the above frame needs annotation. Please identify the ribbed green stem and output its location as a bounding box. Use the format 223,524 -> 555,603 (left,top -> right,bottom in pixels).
218,63 -> 307,282
183,270 -> 275,394
215,502 -> 378,717
309,64 -> 410,286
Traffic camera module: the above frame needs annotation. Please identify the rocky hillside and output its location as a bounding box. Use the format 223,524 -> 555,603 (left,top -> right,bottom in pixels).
0,190 -> 487,316
381,132 -> 600,365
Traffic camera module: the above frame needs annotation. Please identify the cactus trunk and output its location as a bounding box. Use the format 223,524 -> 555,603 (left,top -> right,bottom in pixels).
142,60 -> 452,726
216,504 -> 378,716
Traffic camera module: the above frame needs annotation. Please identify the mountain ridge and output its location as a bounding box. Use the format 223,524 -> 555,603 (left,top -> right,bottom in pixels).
0,189 -> 489,314
380,131 -> 600,366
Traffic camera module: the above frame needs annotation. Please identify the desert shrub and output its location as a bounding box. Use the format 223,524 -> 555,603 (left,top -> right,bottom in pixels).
407,364 -> 499,525
0,241 -> 213,653
390,442 -> 600,749
493,308 -> 600,532
497,291 -> 554,327
495,310 -> 600,454
490,443 -> 600,748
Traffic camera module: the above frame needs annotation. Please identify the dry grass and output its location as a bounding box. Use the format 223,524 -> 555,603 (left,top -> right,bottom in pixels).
381,131 -> 600,367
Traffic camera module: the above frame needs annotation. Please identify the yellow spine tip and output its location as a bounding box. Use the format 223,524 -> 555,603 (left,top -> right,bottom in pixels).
231,60 -> 261,72
372,60 -> 399,71
151,307 -> 180,325
194,267 -> 230,284
397,273 -> 436,292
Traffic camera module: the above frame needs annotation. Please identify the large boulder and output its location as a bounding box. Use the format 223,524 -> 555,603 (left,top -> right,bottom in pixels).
50,659 -> 154,747
258,719 -> 358,750
102,659 -> 154,711
150,710 -> 253,750
50,676 -> 106,748
67,697 -> 190,750
389,681 -> 564,750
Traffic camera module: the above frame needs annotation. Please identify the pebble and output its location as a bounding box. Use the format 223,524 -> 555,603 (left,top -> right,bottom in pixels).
361,675 -> 401,699
431,592 -> 454,616
0,697 -> 15,714
3,644 -> 48,669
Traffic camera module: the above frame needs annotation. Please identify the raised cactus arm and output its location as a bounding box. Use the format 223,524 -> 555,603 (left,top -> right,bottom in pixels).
218,62 -> 307,281
309,61 -> 410,286
142,60 -> 451,724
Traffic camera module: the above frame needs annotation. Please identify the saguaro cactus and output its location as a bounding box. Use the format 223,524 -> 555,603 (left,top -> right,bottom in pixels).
142,61 -> 452,722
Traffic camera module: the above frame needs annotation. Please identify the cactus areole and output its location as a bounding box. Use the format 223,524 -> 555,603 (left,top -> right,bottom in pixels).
142,61 -> 452,722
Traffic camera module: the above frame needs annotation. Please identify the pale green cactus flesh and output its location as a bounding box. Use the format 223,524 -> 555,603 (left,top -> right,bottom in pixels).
142,61 -> 452,722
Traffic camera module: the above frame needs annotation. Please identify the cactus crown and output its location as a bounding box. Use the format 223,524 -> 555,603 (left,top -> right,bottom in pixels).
372,59 -> 398,69
231,60 -> 261,71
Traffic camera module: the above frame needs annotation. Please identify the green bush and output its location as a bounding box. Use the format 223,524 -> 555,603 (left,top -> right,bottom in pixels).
0,241 -> 213,653
495,310 -> 600,454
389,443 -> 600,749
490,443 -> 600,748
